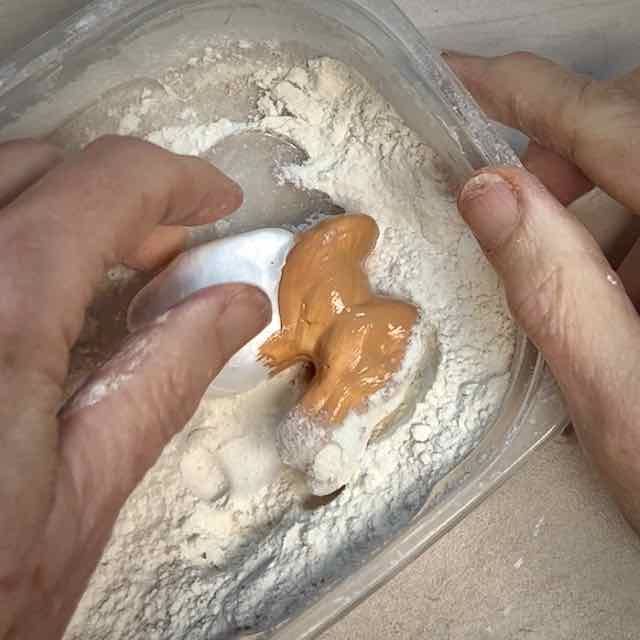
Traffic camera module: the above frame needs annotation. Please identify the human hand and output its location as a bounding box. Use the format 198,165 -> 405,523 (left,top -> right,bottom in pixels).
445,52 -> 640,533
0,136 -> 271,639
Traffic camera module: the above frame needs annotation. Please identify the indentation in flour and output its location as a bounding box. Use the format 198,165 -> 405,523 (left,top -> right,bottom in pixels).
64,42 -> 516,640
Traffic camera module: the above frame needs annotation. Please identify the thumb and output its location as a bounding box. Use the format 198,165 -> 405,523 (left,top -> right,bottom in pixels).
60,283 -> 270,537
457,168 -> 640,431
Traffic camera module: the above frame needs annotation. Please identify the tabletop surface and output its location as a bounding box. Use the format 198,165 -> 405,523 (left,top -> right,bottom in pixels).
1,2 -> 640,639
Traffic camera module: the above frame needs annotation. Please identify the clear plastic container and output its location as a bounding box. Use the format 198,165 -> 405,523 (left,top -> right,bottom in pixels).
0,1 -> 569,637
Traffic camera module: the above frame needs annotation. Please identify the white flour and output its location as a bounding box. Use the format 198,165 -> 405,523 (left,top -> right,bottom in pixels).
64,44 -> 515,639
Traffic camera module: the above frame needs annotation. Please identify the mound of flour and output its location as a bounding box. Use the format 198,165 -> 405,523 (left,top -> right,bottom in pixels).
64,46 -> 515,639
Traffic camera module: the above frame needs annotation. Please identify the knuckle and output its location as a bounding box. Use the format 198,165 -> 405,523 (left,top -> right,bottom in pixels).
508,262 -> 574,357
492,53 -> 556,140
578,77 -> 637,111
563,76 -> 640,161
562,77 -> 600,157
574,76 -> 603,108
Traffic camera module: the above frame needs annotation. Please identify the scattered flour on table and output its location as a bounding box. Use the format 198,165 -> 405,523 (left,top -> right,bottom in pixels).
64,43 -> 515,639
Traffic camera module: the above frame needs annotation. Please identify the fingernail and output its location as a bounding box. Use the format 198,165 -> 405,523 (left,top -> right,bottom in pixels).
458,172 -> 520,251
216,179 -> 244,218
217,286 -> 272,356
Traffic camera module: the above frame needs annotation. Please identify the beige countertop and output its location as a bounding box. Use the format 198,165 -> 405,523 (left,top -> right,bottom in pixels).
2,1 -> 640,638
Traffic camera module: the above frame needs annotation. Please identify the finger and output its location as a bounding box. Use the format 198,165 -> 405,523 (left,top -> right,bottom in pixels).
0,135 -> 242,388
124,225 -> 190,271
458,168 -> 640,529
457,168 -> 639,380
0,139 -> 62,208
59,284 -> 270,535
444,51 -> 640,214
522,142 -> 592,206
